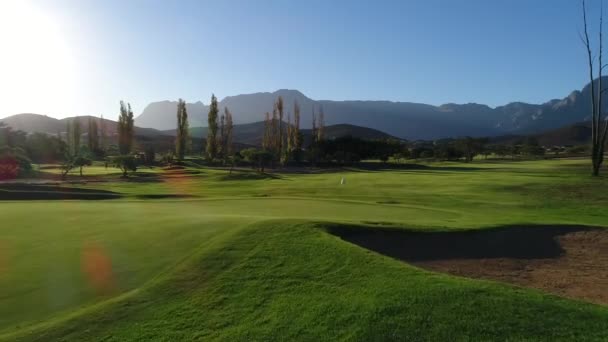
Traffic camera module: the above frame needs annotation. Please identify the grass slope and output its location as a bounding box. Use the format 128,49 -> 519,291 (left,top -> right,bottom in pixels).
10,221 -> 608,341
1,158 -> 608,340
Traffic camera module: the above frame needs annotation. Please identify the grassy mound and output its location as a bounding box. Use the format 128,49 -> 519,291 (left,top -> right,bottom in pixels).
6,221 -> 608,341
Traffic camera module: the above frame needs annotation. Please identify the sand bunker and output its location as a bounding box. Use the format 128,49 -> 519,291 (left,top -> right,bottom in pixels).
333,225 -> 608,305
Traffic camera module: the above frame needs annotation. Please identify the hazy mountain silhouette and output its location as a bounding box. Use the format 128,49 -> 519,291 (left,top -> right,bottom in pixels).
0,113 -> 167,137
134,78 -> 608,140
161,122 -> 395,146
1,113 -> 394,147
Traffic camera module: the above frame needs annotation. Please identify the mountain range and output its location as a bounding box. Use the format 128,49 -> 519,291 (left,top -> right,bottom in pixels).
134,77 -> 607,140
0,113 -> 394,147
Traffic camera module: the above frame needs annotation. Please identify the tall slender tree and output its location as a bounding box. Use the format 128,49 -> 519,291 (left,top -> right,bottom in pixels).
581,0 -> 608,176
225,107 -> 234,157
206,94 -> 219,160
293,100 -> 301,157
219,111 -> 225,158
272,104 -> 279,155
176,99 -> 189,160
87,117 -> 99,153
72,119 -> 81,155
118,101 -> 134,155
285,112 -> 293,163
317,105 -> 325,142
66,121 -> 72,155
310,106 -> 318,165
263,112 -> 271,149
276,96 -> 284,158
99,114 -> 106,152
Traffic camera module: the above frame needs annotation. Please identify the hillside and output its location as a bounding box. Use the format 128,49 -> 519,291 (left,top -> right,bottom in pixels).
134,78 -> 608,140
489,122 -> 593,147
0,113 -> 168,137
162,122 -> 396,146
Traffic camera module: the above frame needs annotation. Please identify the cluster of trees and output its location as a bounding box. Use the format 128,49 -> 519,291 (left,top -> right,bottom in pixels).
205,95 -> 234,163
244,96 -> 309,171
174,95 -> 235,164
409,137 -> 548,161
260,97 -> 305,165
0,123 -> 35,179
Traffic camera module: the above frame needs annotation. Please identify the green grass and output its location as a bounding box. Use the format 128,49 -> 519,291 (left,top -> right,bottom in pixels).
1,158 -> 608,340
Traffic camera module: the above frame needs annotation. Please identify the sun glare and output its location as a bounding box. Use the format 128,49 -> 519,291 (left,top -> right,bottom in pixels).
0,1 -> 76,116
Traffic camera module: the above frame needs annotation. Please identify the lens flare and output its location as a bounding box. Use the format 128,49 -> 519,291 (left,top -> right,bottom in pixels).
81,242 -> 115,295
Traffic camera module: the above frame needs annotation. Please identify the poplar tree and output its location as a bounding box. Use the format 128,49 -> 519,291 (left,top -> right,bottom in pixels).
285,112 -> 293,163
99,115 -> 106,152
225,107 -> 234,157
176,99 -> 189,160
276,96 -> 284,158
206,94 -> 219,160
317,105 -> 325,142
219,111 -> 225,158
72,119 -> 81,155
293,100 -> 301,158
88,117 -> 99,153
66,121 -> 72,155
263,112 -> 271,149
118,101 -> 134,155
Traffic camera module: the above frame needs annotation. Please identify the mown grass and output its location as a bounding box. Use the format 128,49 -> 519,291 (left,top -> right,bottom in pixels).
1,158 -> 608,340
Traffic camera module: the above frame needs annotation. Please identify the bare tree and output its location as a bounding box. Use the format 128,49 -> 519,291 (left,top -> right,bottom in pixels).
582,0 -> 608,176
263,112 -> 271,149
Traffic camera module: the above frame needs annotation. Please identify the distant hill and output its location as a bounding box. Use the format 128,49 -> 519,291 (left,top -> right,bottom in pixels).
134,78 -> 608,140
0,113 -> 168,137
162,122 -> 396,146
489,122 -> 593,147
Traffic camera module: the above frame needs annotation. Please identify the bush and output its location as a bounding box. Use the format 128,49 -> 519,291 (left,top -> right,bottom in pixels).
0,147 -> 32,180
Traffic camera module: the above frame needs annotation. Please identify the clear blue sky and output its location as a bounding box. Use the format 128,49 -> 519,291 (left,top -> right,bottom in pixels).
0,0 -> 602,119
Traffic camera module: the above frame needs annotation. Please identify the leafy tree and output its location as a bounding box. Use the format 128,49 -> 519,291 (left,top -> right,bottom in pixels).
228,153 -> 242,174
522,137 -> 545,157
25,133 -> 66,163
241,148 -> 273,172
111,155 -> 138,177
0,146 -> 32,180
0,122 -> 27,148
454,137 -> 486,162
206,94 -> 219,160
175,99 -> 189,160
144,146 -> 156,165
118,101 -> 134,155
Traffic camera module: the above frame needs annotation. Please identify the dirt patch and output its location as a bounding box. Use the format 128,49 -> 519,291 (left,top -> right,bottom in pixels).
331,225 -> 608,305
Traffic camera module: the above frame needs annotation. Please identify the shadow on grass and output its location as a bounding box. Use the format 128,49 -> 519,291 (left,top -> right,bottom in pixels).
218,171 -> 283,181
124,173 -> 164,183
328,224 -> 599,261
0,184 -> 123,200
134,194 -> 197,199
